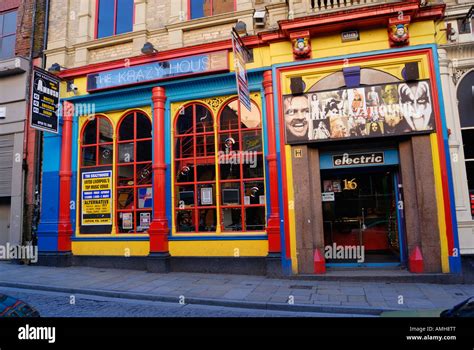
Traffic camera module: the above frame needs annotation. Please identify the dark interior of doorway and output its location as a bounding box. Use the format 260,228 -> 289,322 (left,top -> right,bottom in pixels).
321,166 -> 401,265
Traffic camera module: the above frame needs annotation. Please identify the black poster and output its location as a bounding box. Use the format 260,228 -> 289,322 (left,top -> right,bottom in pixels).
283,80 -> 436,145
30,67 -> 60,133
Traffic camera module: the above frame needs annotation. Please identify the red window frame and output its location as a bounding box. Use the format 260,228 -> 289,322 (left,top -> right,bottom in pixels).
94,0 -> 136,39
187,0 -> 237,20
80,115 -> 114,169
174,103 -> 217,233
217,99 -> 265,232
116,111 -> 152,234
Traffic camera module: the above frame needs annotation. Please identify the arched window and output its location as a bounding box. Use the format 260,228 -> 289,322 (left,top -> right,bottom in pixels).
81,116 -> 113,167
116,111 -> 153,233
174,104 -> 216,232
218,100 -> 265,231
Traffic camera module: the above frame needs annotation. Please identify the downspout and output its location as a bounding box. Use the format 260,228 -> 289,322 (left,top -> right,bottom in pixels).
21,0 -> 39,244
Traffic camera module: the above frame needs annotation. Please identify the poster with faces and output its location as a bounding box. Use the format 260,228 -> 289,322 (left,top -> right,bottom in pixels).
283,80 -> 435,144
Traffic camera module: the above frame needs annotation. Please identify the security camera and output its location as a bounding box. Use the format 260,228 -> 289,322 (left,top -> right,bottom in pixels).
67,81 -> 78,94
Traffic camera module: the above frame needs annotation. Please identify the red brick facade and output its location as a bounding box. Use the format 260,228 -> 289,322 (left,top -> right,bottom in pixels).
0,0 -> 21,12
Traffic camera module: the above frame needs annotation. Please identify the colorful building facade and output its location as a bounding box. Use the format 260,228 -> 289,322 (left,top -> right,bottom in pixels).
37,0 -> 462,275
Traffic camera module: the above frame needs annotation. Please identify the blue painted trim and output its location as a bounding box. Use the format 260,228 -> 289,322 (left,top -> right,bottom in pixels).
168,235 -> 268,241
394,172 -> 407,265
271,66 -> 291,272
432,47 -> 462,274
326,262 -> 401,268
72,236 -> 150,241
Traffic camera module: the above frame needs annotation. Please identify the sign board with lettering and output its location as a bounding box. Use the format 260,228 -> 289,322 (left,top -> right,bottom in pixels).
231,29 -> 251,112
283,80 -> 435,145
341,30 -> 360,42
333,152 -> 384,167
80,168 -> 113,233
86,51 -> 229,92
30,67 -> 60,133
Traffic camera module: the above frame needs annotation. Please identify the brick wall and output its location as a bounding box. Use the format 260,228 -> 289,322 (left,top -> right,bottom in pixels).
0,0 -> 21,12
11,0 -> 46,59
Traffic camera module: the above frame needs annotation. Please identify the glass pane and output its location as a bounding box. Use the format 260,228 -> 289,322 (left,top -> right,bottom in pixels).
136,113 -> 152,139
243,154 -> 264,179
116,0 -> 134,35
176,185 -> 195,207
195,105 -> 213,133
176,162 -> 194,183
196,135 -> 214,157
462,129 -> 474,160
219,133 -> 240,152
177,210 -> 195,232
97,0 -> 115,38
137,187 -> 152,209
0,35 -> 15,60
118,212 -> 134,233
245,207 -> 265,231
466,161 -> 474,192
176,106 -> 194,135
119,114 -> 134,140
175,136 -> 194,159
213,0 -> 234,15
222,208 -> 242,231
198,209 -> 216,232
190,0 -> 208,19
118,165 -> 135,186
136,211 -> 152,233
197,184 -> 215,206
242,130 -> 262,152
82,119 -> 97,145
99,144 -> 113,165
118,143 -> 134,163
0,15 -> 4,36
3,11 -> 17,35
99,118 -> 113,143
244,181 -> 265,205
220,102 -> 240,130
136,140 -> 152,162
136,164 -> 152,185
117,188 -> 134,210
82,146 -> 96,166
219,163 -> 241,180
196,163 -> 215,182
221,182 -> 240,205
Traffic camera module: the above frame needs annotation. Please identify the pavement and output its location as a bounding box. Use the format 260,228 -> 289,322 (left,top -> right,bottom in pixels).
1,262 -> 473,316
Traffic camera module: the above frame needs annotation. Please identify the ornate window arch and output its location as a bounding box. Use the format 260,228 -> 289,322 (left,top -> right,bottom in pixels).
116,110 -> 153,233
174,103 -> 216,232
218,99 -> 266,231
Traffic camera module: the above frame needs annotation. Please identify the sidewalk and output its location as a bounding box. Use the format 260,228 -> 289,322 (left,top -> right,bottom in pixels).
1,262 -> 473,315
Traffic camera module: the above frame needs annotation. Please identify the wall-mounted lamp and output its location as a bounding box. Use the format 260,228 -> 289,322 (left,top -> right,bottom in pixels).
253,10 -> 267,27
234,21 -> 247,36
48,63 -> 67,73
141,42 -> 158,55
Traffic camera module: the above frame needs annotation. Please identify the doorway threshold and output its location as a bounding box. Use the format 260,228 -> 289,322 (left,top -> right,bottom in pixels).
293,268 -> 463,284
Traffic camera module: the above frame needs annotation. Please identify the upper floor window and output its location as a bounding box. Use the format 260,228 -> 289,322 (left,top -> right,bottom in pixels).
96,0 -> 133,39
0,10 -> 17,60
189,0 -> 235,20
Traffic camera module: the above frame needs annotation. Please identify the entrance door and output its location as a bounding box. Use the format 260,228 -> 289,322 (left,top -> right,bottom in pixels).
321,167 -> 402,265
0,197 -> 11,246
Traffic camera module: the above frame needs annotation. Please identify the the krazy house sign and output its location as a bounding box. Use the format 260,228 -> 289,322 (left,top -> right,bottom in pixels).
87,50 -> 229,91
333,152 -> 384,167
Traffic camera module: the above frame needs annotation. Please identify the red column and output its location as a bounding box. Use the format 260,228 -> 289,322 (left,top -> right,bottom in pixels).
263,70 -> 281,253
57,101 -> 74,251
149,86 -> 169,253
